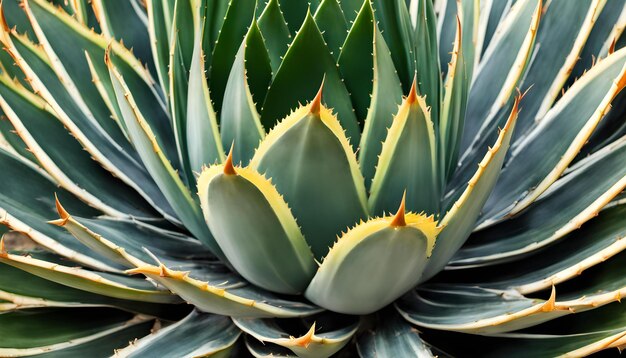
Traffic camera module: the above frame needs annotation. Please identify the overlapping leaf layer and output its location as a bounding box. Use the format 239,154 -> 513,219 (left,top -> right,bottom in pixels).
0,0 -> 625,356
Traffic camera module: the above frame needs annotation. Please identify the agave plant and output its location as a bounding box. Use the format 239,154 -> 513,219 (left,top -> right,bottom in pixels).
0,0 -> 625,356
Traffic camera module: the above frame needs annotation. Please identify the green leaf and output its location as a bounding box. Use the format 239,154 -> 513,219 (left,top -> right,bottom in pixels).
168,0 -> 196,182
397,284 -> 570,334
279,0 -> 319,33
444,204 -> 626,295
475,0 -> 514,59
0,307 -> 152,357
91,0 -> 154,77
412,0 -> 440,125
1,0 -> 34,38
197,161 -> 316,294
185,16 -> 225,172
567,1 -> 626,89
478,47 -> 626,227
257,0 -> 292,73
0,74 -> 158,219
250,99 -> 368,259
116,310 -> 241,358
368,83 -> 439,216
357,27 -> 403,189
337,0 -> 374,122
208,0 -> 257,113
371,0 -> 415,91
339,0 -> 363,21
24,0 -> 133,151
509,0 -> 603,141
233,312 -> 359,358
304,204 -> 440,314
51,198 -> 215,270
421,99 -> 518,281
0,249 -> 180,304
439,17 -> 469,180
146,0 -> 174,94
357,308 -> 434,358
0,253 -> 179,317
401,243 -> 626,335
436,0 -> 459,74
1,13 -> 177,221
202,0 -> 229,63
313,0 -> 348,60
0,148 -> 122,271
128,262 -> 323,318
0,105 -> 36,162
261,11 -> 360,146
107,60 -> 225,260
458,0 -> 541,161
245,336 -> 297,357
220,20 -> 269,165
418,301 -> 626,357
451,135 -> 626,268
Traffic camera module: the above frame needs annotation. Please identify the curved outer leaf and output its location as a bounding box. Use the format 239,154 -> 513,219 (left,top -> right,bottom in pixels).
1,0 -> 34,38
418,301 -> 626,357
186,15 -> 225,173
368,80 -> 439,216
107,59 -> 225,261
452,135 -> 626,267
0,307 -> 153,357
400,246 -> 626,335
245,336 -> 298,357
234,313 -> 359,358
250,98 -> 368,260
0,147 -> 122,271
197,157 -> 316,295
568,1 -> 626,90
128,263 -> 323,318
478,48 -> 626,226
0,106 -> 35,163
0,261 -> 176,316
116,310 -> 241,358
421,96 -> 518,282
305,200 -> 440,315
220,20 -> 269,166
51,197 -> 216,272
257,0 -> 291,73
23,0 -> 132,151
446,204 -> 626,296
396,285 -> 566,334
0,74 -> 158,220
0,9 -> 178,222
0,247 -> 180,304
357,309 -> 434,358
261,11 -> 360,146
511,0 -> 607,141
457,0 -> 540,166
